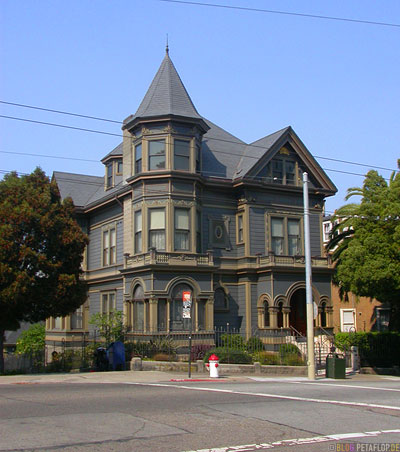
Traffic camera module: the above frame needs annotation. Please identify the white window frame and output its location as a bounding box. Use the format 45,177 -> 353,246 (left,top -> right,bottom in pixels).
134,210 -> 142,254
340,308 -> 356,332
102,224 -> 117,266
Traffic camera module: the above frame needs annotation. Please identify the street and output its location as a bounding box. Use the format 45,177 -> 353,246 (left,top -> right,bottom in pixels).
0,373 -> 399,452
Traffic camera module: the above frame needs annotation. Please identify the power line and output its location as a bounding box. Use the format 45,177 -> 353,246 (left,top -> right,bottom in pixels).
158,0 -> 400,28
0,101 -> 122,124
1,112 -> 398,174
0,115 -> 121,138
0,150 -> 99,163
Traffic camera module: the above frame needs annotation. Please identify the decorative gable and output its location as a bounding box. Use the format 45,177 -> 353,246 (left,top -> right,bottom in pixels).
242,127 -> 336,193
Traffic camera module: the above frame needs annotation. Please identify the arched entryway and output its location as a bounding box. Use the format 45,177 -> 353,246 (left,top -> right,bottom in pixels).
289,288 -> 307,335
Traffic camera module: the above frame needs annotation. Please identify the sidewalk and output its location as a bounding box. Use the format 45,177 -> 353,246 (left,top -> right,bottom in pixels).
0,369 -> 395,385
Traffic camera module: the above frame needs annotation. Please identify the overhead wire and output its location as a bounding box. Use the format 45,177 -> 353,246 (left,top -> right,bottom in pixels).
158,0 -> 400,28
1,111 -> 398,175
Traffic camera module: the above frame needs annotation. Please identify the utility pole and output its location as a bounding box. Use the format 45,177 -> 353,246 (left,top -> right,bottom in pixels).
303,172 -> 316,380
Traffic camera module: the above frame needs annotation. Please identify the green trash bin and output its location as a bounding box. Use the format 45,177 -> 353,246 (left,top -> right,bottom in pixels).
326,355 -> 346,379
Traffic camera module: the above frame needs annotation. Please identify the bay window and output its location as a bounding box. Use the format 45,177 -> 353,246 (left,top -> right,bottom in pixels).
174,139 -> 190,170
174,208 -> 190,251
149,208 -> 165,250
135,143 -> 142,174
134,210 -> 142,254
148,140 -> 165,170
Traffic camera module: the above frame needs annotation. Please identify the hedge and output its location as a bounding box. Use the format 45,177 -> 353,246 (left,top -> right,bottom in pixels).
334,332 -> 400,367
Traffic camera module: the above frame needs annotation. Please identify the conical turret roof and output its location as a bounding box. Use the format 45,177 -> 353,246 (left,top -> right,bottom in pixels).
133,50 -> 202,120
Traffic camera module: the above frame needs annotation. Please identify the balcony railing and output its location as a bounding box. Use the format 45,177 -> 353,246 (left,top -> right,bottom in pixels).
124,249 -> 331,270
124,249 -> 214,269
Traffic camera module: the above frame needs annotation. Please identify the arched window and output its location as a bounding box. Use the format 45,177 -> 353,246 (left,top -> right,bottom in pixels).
132,285 -> 145,332
214,288 -> 227,311
320,302 -> 327,328
170,283 -> 192,331
277,302 -> 284,328
264,301 -> 270,327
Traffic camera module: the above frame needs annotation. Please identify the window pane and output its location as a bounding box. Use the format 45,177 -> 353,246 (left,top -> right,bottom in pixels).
149,140 -> 165,156
271,218 -> 283,237
175,231 -> 189,250
286,160 -> 295,184
110,228 -> 116,247
174,140 -> 190,156
135,232 -> 142,253
174,155 -> 190,170
288,219 -> 299,236
135,211 -> 142,232
150,209 -> 165,229
158,299 -> 167,331
198,299 -> 206,330
135,143 -> 142,160
149,155 -> 165,170
103,230 -> 109,247
272,238 -> 284,255
272,160 -> 283,183
133,301 -> 144,331
117,161 -> 123,173
150,230 -> 165,250
175,208 -> 189,229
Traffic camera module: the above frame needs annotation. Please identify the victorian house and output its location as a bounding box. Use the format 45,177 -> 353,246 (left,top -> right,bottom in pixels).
46,50 -> 337,348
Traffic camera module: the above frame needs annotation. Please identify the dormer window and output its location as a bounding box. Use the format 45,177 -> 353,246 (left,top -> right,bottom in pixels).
106,163 -> 113,188
116,160 -> 123,175
149,140 -> 166,170
258,157 -> 297,185
174,139 -> 190,171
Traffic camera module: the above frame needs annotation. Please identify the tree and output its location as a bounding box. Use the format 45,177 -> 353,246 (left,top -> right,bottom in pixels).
16,323 -> 45,355
0,168 -> 88,372
327,160 -> 400,330
89,311 -> 125,346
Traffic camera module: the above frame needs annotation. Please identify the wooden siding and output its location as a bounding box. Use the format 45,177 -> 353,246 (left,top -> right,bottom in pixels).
90,204 -> 122,226
249,207 -> 265,255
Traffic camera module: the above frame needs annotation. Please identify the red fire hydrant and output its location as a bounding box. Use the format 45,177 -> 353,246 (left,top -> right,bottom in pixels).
206,354 -> 220,378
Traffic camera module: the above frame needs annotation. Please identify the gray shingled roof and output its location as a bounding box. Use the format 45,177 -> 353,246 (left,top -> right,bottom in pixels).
101,142 -> 123,163
53,171 -> 104,207
201,118 -> 246,179
134,51 -> 202,120
235,127 -> 291,177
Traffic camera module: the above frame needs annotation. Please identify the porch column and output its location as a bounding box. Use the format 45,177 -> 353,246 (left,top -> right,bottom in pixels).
282,307 -> 291,328
269,306 -> 278,328
149,297 -> 158,333
245,282 -> 252,340
206,296 -> 214,331
327,307 -> 334,328
258,306 -> 265,328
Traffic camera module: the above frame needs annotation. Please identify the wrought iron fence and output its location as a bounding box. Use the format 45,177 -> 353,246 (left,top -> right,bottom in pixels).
3,327 -> 346,373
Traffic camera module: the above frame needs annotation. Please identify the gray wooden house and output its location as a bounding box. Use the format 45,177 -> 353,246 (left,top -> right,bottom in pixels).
47,50 -> 337,347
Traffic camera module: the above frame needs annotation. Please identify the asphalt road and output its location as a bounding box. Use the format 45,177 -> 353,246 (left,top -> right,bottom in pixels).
1,374 -> 399,452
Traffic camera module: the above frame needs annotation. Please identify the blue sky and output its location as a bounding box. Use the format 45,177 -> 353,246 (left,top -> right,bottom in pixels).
1,0 -> 399,214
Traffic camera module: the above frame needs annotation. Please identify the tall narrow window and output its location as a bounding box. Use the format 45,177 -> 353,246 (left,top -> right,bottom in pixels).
277,302 -> 284,328
149,140 -> 165,170
237,214 -> 244,243
320,302 -> 327,328
71,306 -> 83,329
106,163 -> 113,188
135,143 -> 142,174
271,218 -> 284,255
149,208 -> 165,250
195,145 -> 201,172
196,211 -> 202,253
264,301 -> 270,327
116,160 -> 123,175
174,139 -> 190,171
101,293 -> 116,315
174,208 -> 190,251
158,299 -> 167,331
288,219 -> 300,256
132,285 -> 145,332
272,160 -> 283,183
134,210 -> 142,253
285,160 -> 295,185
103,226 -> 116,266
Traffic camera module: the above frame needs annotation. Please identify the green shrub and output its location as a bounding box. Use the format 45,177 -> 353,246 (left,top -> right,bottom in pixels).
252,351 -> 279,365
281,353 -> 306,366
279,343 -> 301,357
203,347 -> 252,364
246,336 -> 264,353
220,334 -> 245,350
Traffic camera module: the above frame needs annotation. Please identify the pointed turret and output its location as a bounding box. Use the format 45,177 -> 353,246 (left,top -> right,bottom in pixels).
134,51 -> 202,120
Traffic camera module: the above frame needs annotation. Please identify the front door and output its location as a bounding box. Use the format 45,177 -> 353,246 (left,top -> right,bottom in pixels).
289,289 -> 307,335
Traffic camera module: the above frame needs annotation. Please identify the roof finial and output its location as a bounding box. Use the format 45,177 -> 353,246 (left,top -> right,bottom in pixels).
166,34 -> 169,55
